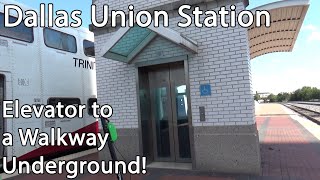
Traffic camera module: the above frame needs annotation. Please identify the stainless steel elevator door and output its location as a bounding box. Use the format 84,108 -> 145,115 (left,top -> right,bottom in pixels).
148,62 -> 191,162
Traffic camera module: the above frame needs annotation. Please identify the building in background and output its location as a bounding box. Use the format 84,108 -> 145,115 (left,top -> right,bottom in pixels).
90,0 -> 309,175
257,92 -> 271,103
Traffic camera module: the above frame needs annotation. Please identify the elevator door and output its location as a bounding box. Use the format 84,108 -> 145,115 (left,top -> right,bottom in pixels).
148,62 -> 191,162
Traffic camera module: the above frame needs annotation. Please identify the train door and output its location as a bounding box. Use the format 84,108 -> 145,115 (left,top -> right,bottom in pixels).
0,74 -> 4,158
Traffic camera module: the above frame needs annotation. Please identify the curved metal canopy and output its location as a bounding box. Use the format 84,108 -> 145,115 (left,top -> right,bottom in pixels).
249,0 -> 310,60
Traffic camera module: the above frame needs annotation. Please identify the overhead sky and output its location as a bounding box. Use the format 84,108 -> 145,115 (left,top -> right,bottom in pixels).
248,0 -> 320,94
16,0 -> 319,94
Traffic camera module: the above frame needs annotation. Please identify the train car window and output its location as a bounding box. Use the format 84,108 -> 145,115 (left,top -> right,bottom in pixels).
44,28 -> 77,53
47,98 -> 81,118
0,12 -> 34,43
88,98 -> 97,116
83,40 -> 95,57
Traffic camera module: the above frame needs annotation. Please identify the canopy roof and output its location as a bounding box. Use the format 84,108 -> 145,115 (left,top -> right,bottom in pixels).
100,24 -> 197,64
249,0 -> 310,59
100,0 -> 310,63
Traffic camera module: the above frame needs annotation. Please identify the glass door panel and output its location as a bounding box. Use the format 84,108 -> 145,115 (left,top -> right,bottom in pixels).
153,87 -> 171,158
149,66 -> 175,161
174,85 -> 191,159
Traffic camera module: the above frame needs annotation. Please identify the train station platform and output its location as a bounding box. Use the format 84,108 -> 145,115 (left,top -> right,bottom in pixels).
257,103 -> 320,180
4,103 -> 320,180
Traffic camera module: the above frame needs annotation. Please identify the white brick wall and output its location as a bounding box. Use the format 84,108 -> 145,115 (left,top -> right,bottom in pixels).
94,0 -> 255,128
95,30 -> 140,129
133,36 -> 191,63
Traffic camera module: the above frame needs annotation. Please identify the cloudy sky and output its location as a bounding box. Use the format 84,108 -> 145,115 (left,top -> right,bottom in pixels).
18,0 -> 319,94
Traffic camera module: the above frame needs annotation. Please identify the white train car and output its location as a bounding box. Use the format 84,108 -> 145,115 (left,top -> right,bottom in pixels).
0,0 -> 98,162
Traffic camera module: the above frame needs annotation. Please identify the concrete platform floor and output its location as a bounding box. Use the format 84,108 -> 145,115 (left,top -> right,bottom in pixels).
5,103 -> 320,180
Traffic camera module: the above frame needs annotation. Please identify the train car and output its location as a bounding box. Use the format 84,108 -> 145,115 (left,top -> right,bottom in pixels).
0,0 -> 98,163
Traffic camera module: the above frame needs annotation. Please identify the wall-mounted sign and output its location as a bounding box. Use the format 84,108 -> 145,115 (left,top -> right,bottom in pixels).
200,84 -> 211,96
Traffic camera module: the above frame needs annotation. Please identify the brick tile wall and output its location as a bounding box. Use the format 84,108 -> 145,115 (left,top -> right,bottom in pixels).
94,0 -> 255,128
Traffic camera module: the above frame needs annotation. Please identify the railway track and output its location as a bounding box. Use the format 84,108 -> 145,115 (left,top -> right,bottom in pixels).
295,101 -> 320,106
284,103 -> 320,125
